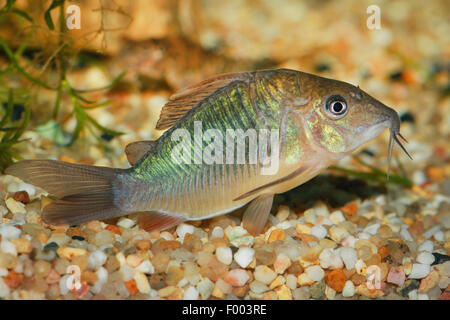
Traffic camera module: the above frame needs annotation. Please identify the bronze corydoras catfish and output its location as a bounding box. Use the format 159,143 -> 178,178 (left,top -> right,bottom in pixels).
5,69 -> 411,235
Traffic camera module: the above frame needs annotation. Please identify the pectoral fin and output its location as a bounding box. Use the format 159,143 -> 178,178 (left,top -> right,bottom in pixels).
242,194 -> 274,235
125,140 -> 157,165
137,211 -> 185,232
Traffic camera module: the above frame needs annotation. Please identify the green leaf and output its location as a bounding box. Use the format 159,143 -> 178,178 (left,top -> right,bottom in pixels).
10,8 -> 33,22
0,38 -> 55,90
44,0 -> 64,30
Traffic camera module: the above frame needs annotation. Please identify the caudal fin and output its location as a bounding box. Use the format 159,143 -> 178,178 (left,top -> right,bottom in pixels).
5,160 -> 125,225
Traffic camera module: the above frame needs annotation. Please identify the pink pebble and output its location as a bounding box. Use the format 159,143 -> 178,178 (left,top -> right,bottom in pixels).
274,253 -> 291,274
223,269 -> 250,287
387,266 -> 405,286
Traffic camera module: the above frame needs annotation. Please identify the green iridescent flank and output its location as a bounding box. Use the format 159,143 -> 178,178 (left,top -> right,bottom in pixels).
320,124 -> 345,153
284,117 -> 303,164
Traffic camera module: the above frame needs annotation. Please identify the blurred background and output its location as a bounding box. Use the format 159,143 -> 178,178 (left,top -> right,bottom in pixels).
0,0 -> 448,184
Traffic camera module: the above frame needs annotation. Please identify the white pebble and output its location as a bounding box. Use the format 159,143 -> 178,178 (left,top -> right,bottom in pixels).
409,263 -> 430,279
136,260 -> 155,274
417,293 -> 429,300
0,225 -> 21,240
418,240 -> 434,252
311,225 -> 327,240
342,280 -> 355,297
176,223 -> 195,241
0,278 -> 10,298
329,210 -> 345,224
434,231 -> 444,241
183,286 -> 199,300
286,274 -> 297,289
340,247 -> 357,270
117,218 -> 135,228
254,266 -> 277,284
305,265 -> 325,281
363,223 -> 380,235
416,251 -> 435,265
197,278 -> 214,300
319,248 -> 343,269
412,171 -> 427,185
423,226 -> 441,239
216,246 -> 232,265
0,268 -> 8,277
211,226 -> 224,239
120,265 -> 135,281
408,289 -> 418,300
234,247 -> 255,268
88,250 -> 107,270
1,240 -> 17,256
400,227 -> 414,241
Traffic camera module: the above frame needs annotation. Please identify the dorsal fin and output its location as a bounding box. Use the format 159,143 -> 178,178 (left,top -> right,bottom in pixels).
155,72 -> 251,130
125,140 -> 157,165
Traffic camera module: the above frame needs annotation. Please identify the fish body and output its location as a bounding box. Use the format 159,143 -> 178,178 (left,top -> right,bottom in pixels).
5,69 -> 409,234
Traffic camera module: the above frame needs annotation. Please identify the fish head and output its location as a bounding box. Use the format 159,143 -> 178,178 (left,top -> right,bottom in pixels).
295,72 -> 411,173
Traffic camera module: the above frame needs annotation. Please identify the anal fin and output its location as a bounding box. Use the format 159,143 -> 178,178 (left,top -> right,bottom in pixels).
137,211 -> 185,232
241,194 -> 274,235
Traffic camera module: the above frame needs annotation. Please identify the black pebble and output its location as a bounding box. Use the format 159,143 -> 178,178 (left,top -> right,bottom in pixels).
431,252 -> 450,266
72,235 -> 85,241
315,63 -> 331,73
43,242 -> 59,252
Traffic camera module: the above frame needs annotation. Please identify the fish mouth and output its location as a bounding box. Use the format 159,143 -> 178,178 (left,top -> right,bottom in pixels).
386,111 -> 412,179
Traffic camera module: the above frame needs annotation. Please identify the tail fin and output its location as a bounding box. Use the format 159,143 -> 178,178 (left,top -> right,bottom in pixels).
5,160 -> 125,226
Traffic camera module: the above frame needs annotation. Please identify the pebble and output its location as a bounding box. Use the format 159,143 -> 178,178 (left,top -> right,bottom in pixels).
275,284 -> 292,300
423,226 -> 441,239
342,280 -> 355,297
418,240 -> 434,252
418,270 -> 440,293
292,286 -> 310,300
329,226 -> 349,242
1,240 -> 17,256
5,198 -> 26,215
234,247 -> 255,268
273,253 -> 291,274
286,274 -> 297,289
387,266 -> 406,286
0,278 -> 11,298
339,247 -> 357,270
135,260 -> 155,274
211,226 -> 224,239
56,247 -> 87,260
183,286 -> 199,300
409,263 -> 431,279
254,266 -> 277,284
88,250 -> 107,270
329,211 -> 345,224
249,280 -> 269,293
417,251 -> 435,265
134,271 -> 150,294
197,277 -> 214,300
0,225 -> 21,240
305,265 -> 325,282
216,246 -> 233,265
116,218 -> 135,228
319,248 -> 343,269
311,225 -> 327,240
176,223 -> 195,241
324,269 -> 346,292
223,269 -> 249,287
309,279 -> 326,299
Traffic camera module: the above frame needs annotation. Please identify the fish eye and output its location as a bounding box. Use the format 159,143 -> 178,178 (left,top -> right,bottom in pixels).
325,95 -> 348,118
